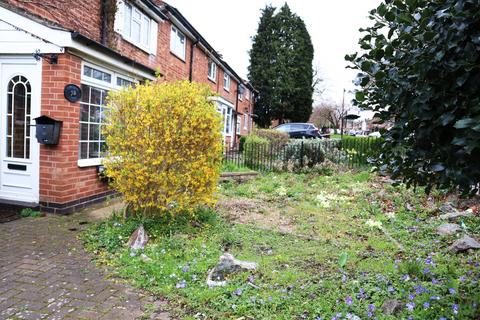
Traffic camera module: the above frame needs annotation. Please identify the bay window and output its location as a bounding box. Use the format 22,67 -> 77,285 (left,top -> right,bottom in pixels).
79,63 -> 137,167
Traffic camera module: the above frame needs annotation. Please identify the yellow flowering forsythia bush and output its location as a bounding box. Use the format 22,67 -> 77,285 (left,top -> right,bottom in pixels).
104,80 -> 223,216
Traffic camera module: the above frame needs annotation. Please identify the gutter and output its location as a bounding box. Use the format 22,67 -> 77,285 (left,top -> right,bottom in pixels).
138,0 -> 168,20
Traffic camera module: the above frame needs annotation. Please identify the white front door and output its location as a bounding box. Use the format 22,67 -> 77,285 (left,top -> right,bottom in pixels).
0,56 -> 40,204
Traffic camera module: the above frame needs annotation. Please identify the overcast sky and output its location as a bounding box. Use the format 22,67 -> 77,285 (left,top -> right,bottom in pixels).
167,0 -> 381,106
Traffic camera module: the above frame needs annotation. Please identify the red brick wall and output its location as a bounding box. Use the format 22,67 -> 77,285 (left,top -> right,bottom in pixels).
40,53 -> 108,204
7,0 -> 102,43
8,1 -> 254,204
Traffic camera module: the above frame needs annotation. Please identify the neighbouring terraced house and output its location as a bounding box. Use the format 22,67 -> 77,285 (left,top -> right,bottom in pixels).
0,0 -> 256,213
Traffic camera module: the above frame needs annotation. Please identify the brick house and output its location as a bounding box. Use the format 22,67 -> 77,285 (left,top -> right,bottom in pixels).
0,0 -> 255,213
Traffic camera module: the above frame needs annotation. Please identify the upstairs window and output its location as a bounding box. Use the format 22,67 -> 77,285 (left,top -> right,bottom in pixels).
208,60 -> 217,81
170,26 -> 186,60
115,1 -> 158,54
223,73 -> 230,92
245,88 -> 250,100
238,85 -> 245,100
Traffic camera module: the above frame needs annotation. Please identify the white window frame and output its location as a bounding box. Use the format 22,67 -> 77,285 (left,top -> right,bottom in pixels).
120,1 -> 154,53
236,115 -> 241,134
78,62 -> 138,167
170,25 -> 186,61
238,85 -> 244,101
208,60 -> 217,82
243,113 -> 248,130
245,89 -> 250,101
223,72 -> 230,91
211,98 -> 234,138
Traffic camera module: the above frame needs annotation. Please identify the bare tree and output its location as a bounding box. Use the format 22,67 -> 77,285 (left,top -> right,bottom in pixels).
309,102 -> 347,129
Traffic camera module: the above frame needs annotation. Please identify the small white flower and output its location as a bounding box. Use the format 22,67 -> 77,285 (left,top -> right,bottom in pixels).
277,186 -> 287,197
365,219 -> 383,229
386,211 -> 396,219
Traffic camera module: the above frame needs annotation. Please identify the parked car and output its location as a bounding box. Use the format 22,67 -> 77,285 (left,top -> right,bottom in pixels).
274,123 -> 322,139
368,131 -> 381,137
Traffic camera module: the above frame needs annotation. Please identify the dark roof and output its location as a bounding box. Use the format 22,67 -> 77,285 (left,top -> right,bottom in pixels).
140,0 -> 168,20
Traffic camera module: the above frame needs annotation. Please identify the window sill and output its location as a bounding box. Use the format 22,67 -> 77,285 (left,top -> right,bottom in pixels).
170,51 -> 186,63
224,88 -> 230,92
119,33 -> 153,55
78,158 -> 103,168
208,77 -> 216,83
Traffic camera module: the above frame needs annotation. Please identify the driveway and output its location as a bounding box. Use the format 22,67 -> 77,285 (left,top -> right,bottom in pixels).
0,213 -> 171,320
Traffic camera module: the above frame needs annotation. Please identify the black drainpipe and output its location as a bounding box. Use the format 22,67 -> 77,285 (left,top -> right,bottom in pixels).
189,40 -> 199,81
100,1 -> 108,46
233,82 -> 240,147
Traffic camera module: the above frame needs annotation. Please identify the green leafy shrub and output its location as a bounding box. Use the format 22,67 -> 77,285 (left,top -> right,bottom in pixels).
243,135 -> 270,168
340,137 -> 382,166
20,208 -> 42,218
254,129 -> 290,148
238,136 -> 247,152
347,0 -> 480,194
281,139 -> 325,171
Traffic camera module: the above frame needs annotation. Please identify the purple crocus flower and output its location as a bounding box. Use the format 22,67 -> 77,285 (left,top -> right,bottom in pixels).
233,288 -> 242,296
416,285 -> 428,295
358,288 -> 366,299
402,274 -> 411,281
406,302 -> 415,312
429,295 -> 440,300
449,288 -> 456,295
331,313 -> 342,320
452,303 -> 459,315
345,296 -> 353,306
368,304 -> 375,312
175,280 -> 186,289
408,293 -> 415,300
423,268 -> 430,275
181,265 -> 189,273
423,302 -> 430,309
459,276 -> 466,282
387,286 -> 395,293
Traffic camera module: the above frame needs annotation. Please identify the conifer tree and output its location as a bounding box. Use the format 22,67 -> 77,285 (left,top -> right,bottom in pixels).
249,4 -> 314,127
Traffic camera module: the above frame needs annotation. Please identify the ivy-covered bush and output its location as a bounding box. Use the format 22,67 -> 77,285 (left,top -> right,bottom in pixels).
255,129 -> 290,147
282,139 -> 325,170
347,0 -> 480,194
104,80 -> 222,216
238,135 -> 247,152
243,135 -> 270,168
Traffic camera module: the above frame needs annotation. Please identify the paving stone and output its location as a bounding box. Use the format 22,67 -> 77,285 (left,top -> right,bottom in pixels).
0,215 -> 172,319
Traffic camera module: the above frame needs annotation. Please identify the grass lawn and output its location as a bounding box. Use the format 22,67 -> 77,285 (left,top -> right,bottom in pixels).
221,160 -> 252,173
83,170 -> 480,319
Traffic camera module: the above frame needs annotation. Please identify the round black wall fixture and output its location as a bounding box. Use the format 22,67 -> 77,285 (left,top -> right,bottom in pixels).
64,84 -> 82,103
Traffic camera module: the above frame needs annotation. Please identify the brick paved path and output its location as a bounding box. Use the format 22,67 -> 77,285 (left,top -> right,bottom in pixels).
0,215 -> 171,320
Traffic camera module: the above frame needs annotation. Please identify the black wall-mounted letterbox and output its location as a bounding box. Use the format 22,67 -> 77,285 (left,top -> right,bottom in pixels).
34,116 -> 62,145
